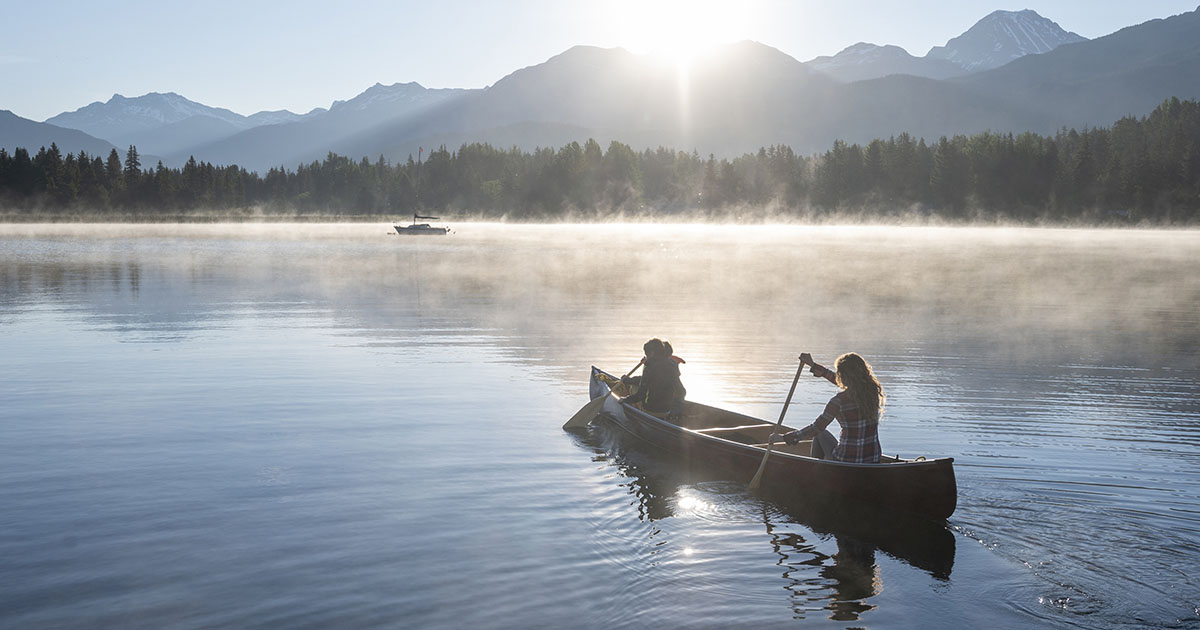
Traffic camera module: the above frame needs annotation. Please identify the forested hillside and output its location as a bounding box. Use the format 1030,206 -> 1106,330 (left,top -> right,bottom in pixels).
1,98 -> 1197,223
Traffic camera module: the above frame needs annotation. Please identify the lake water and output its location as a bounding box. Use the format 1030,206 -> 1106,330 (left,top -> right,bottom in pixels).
1,223 -> 1198,629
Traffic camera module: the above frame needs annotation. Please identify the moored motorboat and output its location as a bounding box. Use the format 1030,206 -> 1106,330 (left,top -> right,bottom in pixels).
584,366 -> 957,520
394,213 -> 450,235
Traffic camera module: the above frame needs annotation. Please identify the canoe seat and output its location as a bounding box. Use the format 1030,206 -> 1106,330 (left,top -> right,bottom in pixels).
695,424 -> 813,455
694,423 -> 775,435
694,424 -> 777,446
750,441 -> 812,456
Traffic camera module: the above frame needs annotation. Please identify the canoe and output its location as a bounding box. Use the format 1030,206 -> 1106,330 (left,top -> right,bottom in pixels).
587,366 -> 957,520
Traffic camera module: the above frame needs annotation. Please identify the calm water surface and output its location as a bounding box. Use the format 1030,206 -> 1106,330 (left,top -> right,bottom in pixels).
1,223 -> 1198,629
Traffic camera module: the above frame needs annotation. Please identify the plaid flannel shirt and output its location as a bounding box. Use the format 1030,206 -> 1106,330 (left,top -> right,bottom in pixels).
785,363 -> 882,463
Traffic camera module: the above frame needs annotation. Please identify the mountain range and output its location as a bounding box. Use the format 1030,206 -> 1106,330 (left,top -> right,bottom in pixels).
806,9 -> 1086,81
44,92 -> 325,158
3,6 -> 1199,174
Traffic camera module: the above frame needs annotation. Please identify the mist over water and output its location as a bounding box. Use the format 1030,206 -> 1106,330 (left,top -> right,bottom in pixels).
1,223 -> 1198,628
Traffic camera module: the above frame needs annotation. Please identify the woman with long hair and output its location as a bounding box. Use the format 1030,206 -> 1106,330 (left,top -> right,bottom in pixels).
773,352 -> 886,463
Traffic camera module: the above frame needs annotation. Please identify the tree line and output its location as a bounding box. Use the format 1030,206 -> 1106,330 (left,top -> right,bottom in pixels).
1,97 -> 1197,223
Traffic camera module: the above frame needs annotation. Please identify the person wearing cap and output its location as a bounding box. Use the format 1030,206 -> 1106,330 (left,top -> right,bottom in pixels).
621,338 -> 687,420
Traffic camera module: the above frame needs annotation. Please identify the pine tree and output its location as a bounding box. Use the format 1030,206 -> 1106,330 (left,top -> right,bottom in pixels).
123,145 -> 142,204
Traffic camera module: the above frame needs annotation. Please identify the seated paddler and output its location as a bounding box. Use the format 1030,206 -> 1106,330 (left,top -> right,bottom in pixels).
770,352 -> 885,464
620,338 -> 687,420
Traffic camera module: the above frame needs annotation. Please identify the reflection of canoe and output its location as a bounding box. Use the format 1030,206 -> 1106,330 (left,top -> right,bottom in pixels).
567,420 -> 956,584
588,366 -> 957,521
765,485 -> 956,580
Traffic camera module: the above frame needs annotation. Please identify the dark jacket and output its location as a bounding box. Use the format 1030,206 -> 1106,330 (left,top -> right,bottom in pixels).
626,355 -> 686,412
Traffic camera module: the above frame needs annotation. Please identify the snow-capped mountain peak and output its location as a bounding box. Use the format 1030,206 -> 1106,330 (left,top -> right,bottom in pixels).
46,92 -> 253,139
329,82 -> 435,113
926,9 -> 1087,72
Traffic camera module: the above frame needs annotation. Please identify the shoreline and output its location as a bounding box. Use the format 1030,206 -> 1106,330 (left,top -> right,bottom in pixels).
2,222 -> 1198,239
0,211 -> 1195,230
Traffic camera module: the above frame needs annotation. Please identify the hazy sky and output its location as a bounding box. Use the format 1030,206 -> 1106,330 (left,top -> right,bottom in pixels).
3,0 -> 1197,121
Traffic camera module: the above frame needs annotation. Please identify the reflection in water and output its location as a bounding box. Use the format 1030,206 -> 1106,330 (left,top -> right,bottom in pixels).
820,536 -> 880,621
762,511 -> 882,622
5,224 -> 1199,373
576,423 -> 954,623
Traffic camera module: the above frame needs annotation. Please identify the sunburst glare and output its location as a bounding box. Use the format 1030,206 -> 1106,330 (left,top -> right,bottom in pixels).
610,0 -> 755,65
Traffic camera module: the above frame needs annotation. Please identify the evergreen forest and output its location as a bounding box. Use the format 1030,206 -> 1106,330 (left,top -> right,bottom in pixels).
1,98 -> 1198,223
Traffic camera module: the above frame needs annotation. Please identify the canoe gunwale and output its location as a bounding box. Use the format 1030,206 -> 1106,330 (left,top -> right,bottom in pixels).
588,365 -> 958,520
594,366 -> 953,469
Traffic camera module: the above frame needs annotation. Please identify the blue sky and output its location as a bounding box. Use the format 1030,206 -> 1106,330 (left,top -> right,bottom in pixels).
3,0 -> 1197,121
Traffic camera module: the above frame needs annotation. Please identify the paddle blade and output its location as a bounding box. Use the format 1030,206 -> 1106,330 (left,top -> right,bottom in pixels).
748,444 -> 774,490
563,394 -> 608,430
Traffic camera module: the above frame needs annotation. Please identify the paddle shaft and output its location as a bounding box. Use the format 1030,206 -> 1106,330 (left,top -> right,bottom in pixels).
624,358 -> 645,379
748,359 -> 805,489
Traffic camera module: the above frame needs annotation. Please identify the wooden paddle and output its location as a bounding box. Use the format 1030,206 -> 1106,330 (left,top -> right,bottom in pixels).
748,358 -> 805,490
562,359 -> 645,430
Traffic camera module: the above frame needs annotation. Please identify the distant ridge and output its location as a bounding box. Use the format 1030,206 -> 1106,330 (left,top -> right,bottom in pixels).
44,92 -> 324,157
0,110 -> 119,156
805,43 -> 967,82
164,82 -> 471,171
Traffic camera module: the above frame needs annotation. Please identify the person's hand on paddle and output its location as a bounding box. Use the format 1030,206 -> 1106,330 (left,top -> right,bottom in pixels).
799,353 -> 828,378
768,430 -> 800,445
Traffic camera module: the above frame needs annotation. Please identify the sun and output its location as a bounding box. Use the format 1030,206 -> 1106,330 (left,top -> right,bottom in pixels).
610,0 -> 752,65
